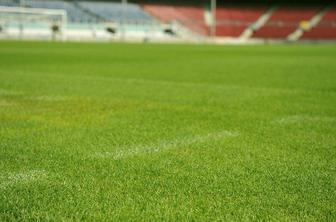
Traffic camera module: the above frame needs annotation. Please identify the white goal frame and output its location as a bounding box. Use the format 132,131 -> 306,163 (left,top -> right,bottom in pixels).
0,6 -> 67,38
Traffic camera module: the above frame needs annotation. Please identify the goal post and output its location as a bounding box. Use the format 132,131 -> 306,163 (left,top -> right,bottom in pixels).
0,6 -> 67,39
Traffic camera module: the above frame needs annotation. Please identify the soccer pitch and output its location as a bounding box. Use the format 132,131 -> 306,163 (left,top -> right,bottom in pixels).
0,41 -> 335,221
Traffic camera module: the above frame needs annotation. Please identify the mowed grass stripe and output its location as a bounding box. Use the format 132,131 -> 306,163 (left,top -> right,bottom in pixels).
0,68 -> 323,96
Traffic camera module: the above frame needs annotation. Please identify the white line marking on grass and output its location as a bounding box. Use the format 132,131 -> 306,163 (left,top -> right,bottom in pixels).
94,130 -> 239,160
274,115 -> 336,124
0,170 -> 47,189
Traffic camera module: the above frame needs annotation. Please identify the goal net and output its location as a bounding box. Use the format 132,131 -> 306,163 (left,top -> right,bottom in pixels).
0,6 -> 67,39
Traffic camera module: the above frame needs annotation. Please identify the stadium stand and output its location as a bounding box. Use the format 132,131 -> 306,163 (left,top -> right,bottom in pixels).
143,5 -> 267,37
24,0 -> 95,23
1,0 -> 336,41
253,7 -> 320,39
301,8 -> 336,39
79,1 -> 154,22
216,6 -> 266,37
143,5 -> 208,35
0,0 -> 17,6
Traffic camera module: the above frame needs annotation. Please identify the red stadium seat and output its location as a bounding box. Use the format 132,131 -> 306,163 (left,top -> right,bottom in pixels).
216,7 -> 266,37
253,7 -> 319,39
143,4 -> 208,35
301,9 -> 336,39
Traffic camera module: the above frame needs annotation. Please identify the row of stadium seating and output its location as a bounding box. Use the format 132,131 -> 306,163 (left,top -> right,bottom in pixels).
253,7 -> 320,38
27,0 -> 94,23
0,0 -> 155,23
142,4 -> 336,40
301,8 -> 336,39
143,5 -> 207,35
79,1 -> 154,22
216,7 -> 266,37
1,0 -> 335,40
0,0 -> 94,22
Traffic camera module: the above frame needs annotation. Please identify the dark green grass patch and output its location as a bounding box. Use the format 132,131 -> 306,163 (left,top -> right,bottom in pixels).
0,41 -> 336,221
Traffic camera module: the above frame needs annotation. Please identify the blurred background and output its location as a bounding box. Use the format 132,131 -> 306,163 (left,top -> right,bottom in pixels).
0,0 -> 335,43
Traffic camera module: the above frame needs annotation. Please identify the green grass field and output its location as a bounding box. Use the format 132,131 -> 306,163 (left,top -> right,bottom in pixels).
0,41 -> 335,221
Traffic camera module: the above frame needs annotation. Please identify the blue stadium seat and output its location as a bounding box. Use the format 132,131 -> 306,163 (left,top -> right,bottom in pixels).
0,0 -> 156,25
0,0 -> 19,7
79,1 -> 154,22
24,0 -> 95,23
